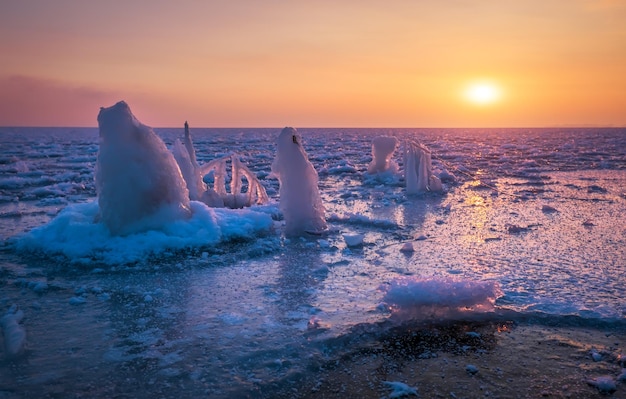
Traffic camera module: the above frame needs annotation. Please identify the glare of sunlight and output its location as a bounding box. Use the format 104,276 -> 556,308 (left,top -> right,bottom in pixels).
464,82 -> 502,105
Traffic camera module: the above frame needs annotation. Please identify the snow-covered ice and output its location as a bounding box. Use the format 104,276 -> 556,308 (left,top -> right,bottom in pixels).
368,136 -> 398,174
404,140 -> 443,194
271,127 -> 327,236
96,101 -> 191,235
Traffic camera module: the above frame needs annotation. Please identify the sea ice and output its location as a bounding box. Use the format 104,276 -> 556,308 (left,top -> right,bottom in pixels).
171,128 -> 206,202
96,101 -> 190,235
1,305 -> 26,358
198,154 -> 269,209
383,381 -> 418,397
403,140 -> 443,194
271,127 -> 327,236
368,136 -> 398,174
343,233 -> 364,247
174,122 -> 268,209
381,277 -> 501,320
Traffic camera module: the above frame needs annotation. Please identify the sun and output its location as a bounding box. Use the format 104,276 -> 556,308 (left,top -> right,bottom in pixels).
464,82 -> 501,105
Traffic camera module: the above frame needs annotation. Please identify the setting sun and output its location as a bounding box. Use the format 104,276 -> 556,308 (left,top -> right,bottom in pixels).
464,82 -> 502,106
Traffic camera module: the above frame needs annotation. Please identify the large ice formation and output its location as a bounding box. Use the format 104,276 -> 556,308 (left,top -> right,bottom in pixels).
173,122 -> 268,209
403,140 -> 443,194
96,101 -> 191,235
368,136 -> 398,174
271,127 -> 327,236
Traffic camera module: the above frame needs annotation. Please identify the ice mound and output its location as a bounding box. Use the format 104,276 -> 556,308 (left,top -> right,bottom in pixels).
173,122 -> 268,209
15,200 -> 273,265
271,127 -> 327,236
368,136 -> 399,174
96,101 -> 190,235
403,141 -> 443,194
381,277 -> 501,320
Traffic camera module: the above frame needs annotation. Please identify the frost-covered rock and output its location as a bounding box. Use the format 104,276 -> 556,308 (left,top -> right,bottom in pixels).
96,101 -> 191,235
1,305 -> 26,358
271,127 -> 327,236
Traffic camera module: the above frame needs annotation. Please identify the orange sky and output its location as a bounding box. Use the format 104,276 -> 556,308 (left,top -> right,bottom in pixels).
1,0 -> 625,127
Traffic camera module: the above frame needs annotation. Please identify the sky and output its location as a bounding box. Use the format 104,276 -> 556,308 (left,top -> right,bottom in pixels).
0,0 -> 625,127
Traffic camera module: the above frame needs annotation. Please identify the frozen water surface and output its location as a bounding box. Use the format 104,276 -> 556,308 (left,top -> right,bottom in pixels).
0,127 -> 625,397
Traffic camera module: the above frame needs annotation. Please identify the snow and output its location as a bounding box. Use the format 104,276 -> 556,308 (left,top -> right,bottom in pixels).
96,101 -> 191,235
271,127 -> 327,236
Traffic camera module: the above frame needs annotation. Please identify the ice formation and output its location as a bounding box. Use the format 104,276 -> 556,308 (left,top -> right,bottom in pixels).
96,101 -> 190,235
198,154 -> 269,209
403,140 -> 443,194
15,201 -> 273,265
171,122 -> 205,202
271,127 -> 327,236
1,305 -> 26,358
383,381 -> 418,398
381,277 -> 501,320
173,122 -> 268,209
368,136 -> 399,174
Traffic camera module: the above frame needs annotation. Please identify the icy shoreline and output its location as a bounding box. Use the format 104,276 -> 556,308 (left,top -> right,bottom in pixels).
1,127 -> 625,397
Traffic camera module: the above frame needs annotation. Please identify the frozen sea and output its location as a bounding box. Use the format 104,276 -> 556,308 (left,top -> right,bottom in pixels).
1,127 -> 625,397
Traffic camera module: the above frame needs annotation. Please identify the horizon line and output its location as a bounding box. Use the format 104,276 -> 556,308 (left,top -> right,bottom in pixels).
0,125 -> 624,130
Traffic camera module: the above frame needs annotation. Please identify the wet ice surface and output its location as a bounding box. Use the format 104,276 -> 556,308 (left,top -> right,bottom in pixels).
0,127 -> 625,397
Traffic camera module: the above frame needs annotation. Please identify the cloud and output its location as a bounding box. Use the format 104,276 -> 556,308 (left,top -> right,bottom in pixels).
0,75 -> 119,126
